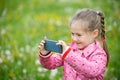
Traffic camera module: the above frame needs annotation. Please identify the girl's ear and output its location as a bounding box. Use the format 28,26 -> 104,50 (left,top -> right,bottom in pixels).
93,29 -> 99,38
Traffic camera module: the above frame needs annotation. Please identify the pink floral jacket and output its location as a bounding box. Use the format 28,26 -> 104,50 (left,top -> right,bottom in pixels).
38,41 -> 107,80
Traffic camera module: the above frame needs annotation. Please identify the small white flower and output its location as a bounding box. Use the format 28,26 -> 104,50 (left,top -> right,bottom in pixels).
1,28 -> 6,35
7,56 -> 13,62
25,45 -> 30,53
111,77 -> 117,80
23,68 -> 27,74
38,67 -> 42,72
20,47 -> 24,52
19,53 -> 23,58
35,60 -> 40,65
5,50 -> 11,55
56,20 -> 62,26
50,69 -> 58,79
43,68 -> 47,72
17,61 -> 22,66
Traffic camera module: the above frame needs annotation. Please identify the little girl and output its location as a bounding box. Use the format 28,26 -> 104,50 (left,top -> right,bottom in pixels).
38,8 -> 109,80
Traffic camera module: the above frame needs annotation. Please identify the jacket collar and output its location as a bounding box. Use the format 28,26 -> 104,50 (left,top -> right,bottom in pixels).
70,41 -> 100,57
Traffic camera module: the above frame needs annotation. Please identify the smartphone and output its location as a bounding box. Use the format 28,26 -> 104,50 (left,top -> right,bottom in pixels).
44,40 -> 63,53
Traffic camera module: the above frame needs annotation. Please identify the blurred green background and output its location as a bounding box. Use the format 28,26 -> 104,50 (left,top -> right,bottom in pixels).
0,0 -> 120,80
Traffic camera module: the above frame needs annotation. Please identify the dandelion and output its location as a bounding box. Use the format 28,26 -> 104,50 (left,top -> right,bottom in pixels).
1,28 -> 6,35
113,21 -> 117,27
23,68 -> 27,74
37,67 -> 48,72
6,55 -> 13,63
5,50 -> 11,55
111,77 -> 118,80
20,47 -> 24,52
9,70 -> 15,78
56,20 -> 62,26
38,67 -> 46,77
35,59 -> 40,65
25,45 -> 31,53
17,60 -> 22,66
43,68 -> 48,72
7,56 -> 14,63
50,69 -> 58,79
37,67 -> 42,72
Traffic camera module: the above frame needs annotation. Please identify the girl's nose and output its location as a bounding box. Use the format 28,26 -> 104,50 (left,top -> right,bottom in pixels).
72,36 -> 78,42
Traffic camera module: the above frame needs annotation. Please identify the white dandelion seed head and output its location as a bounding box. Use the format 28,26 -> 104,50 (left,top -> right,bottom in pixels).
17,61 -> 22,66
35,60 -> 40,65
23,68 -> 27,74
50,69 -> 58,79
5,50 -> 11,55
38,67 -> 42,72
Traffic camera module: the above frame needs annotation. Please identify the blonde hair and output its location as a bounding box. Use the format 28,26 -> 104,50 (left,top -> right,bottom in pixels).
70,8 -> 109,66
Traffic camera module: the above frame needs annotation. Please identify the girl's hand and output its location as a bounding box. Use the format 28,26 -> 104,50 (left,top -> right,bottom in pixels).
38,40 -> 50,56
57,40 -> 68,52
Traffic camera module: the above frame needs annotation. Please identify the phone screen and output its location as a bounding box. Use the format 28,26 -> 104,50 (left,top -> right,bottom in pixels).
44,40 -> 63,53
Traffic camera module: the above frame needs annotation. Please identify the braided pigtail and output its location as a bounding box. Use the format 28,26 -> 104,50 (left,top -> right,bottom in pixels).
97,12 -> 109,66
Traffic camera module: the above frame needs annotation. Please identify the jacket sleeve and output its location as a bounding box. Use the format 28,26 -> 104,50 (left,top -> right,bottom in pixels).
64,50 -> 107,77
38,52 -> 63,69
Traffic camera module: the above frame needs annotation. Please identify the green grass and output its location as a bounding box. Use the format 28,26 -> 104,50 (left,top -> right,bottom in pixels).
0,0 -> 120,80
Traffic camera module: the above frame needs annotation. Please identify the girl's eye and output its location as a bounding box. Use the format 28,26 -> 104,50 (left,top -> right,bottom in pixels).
71,33 -> 74,35
77,34 -> 81,37
71,33 -> 81,37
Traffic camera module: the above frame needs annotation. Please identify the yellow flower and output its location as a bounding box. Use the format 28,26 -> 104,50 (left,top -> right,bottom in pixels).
9,70 -> 15,78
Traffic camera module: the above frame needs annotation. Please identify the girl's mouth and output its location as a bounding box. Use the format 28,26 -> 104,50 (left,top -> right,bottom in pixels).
76,42 -> 81,45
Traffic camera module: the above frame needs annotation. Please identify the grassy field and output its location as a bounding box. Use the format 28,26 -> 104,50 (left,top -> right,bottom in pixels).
0,0 -> 120,80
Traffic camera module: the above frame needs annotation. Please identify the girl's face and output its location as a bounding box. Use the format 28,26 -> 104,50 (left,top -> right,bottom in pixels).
70,20 -> 98,49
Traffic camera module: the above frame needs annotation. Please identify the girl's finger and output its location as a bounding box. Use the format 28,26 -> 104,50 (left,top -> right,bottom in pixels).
40,40 -> 45,44
57,40 -> 65,45
38,43 -> 44,50
38,45 -> 42,48
57,40 -> 68,51
40,43 -> 44,46
56,42 -> 61,45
